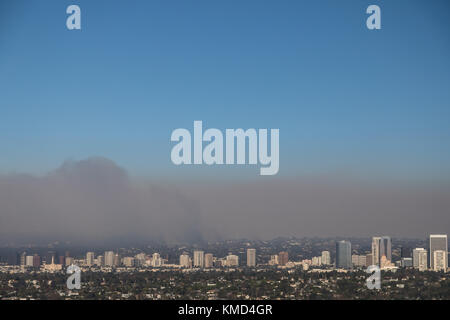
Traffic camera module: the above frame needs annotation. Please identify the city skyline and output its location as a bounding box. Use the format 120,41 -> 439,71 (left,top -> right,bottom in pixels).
4,234 -> 447,272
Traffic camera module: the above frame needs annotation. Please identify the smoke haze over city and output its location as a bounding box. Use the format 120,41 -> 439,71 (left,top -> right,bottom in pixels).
0,157 -> 449,245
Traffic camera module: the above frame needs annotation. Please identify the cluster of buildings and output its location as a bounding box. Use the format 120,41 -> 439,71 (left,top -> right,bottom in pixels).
179,250 -> 241,268
4,234 -> 448,273
335,234 -> 448,272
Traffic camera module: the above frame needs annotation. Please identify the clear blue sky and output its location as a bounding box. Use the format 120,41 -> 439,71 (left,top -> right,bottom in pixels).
1,0 -> 449,180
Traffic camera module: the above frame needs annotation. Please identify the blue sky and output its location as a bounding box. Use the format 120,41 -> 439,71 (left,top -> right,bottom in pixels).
1,0 -> 450,180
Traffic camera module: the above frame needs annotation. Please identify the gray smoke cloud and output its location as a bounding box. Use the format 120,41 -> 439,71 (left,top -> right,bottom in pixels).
0,157 -> 205,245
0,157 -> 449,245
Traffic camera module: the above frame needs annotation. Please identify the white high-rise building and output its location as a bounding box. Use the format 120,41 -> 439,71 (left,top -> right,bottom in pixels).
104,251 -> 115,267
433,250 -> 446,272
26,256 -> 34,267
226,254 -> 239,267
152,253 -> 162,267
193,250 -> 204,268
429,234 -> 448,272
321,251 -> 331,265
86,252 -> 95,266
413,248 -> 428,271
372,237 -> 381,266
372,236 -> 392,266
180,253 -> 192,268
247,249 -> 256,267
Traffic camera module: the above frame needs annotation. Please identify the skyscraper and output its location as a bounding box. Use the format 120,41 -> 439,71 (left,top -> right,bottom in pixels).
114,253 -> 120,267
278,251 -> 289,266
321,251 -> 331,265
97,255 -> 104,266
20,252 -> 26,266
33,254 -> 41,268
65,257 -> 74,266
104,251 -> 115,267
413,248 -> 428,271
433,250 -> 446,272
25,256 -> 34,267
204,253 -> 214,268
429,234 -> 448,272
372,236 -> 392,265
86,252 -> 95,266
179,253 -> 192,268
371,237 -> 381,266
193,250 -> 204,268
336,240 -> 352,269
152,253 -> 162,267
380,236 -> 392,263
247,249 -> 256,267
226,254 -> 239,267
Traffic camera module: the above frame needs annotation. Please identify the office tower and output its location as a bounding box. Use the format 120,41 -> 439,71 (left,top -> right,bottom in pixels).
26,256 -> 34,267
380,236 -> 392,263
278,251 -> 289,266
336,240 -> 352,269
20,252 -> 27,266
366,253 -> 373,266
371,237 -> 381,266
59,256 -> 65,266
358,255 -> 367,267
413,248 -> 428,271
372,236 -> 392,265
429,234 -> 448,272
104,251 -> 115,267
32,254 -> 41,268
193,250 -> 204,268
321,251 -> 331,265
204,253 -> 214,268
86,252 -> 95,266
97,255 -> 104,266
351,255 -> 366,268
65,257 -> 74,266
433,250 -> 446,271
179,253 -> 192,268
247,249 -> 256,267
226,254 -> 239,267
114,253 -> 120,267
152,253 -> 162,267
